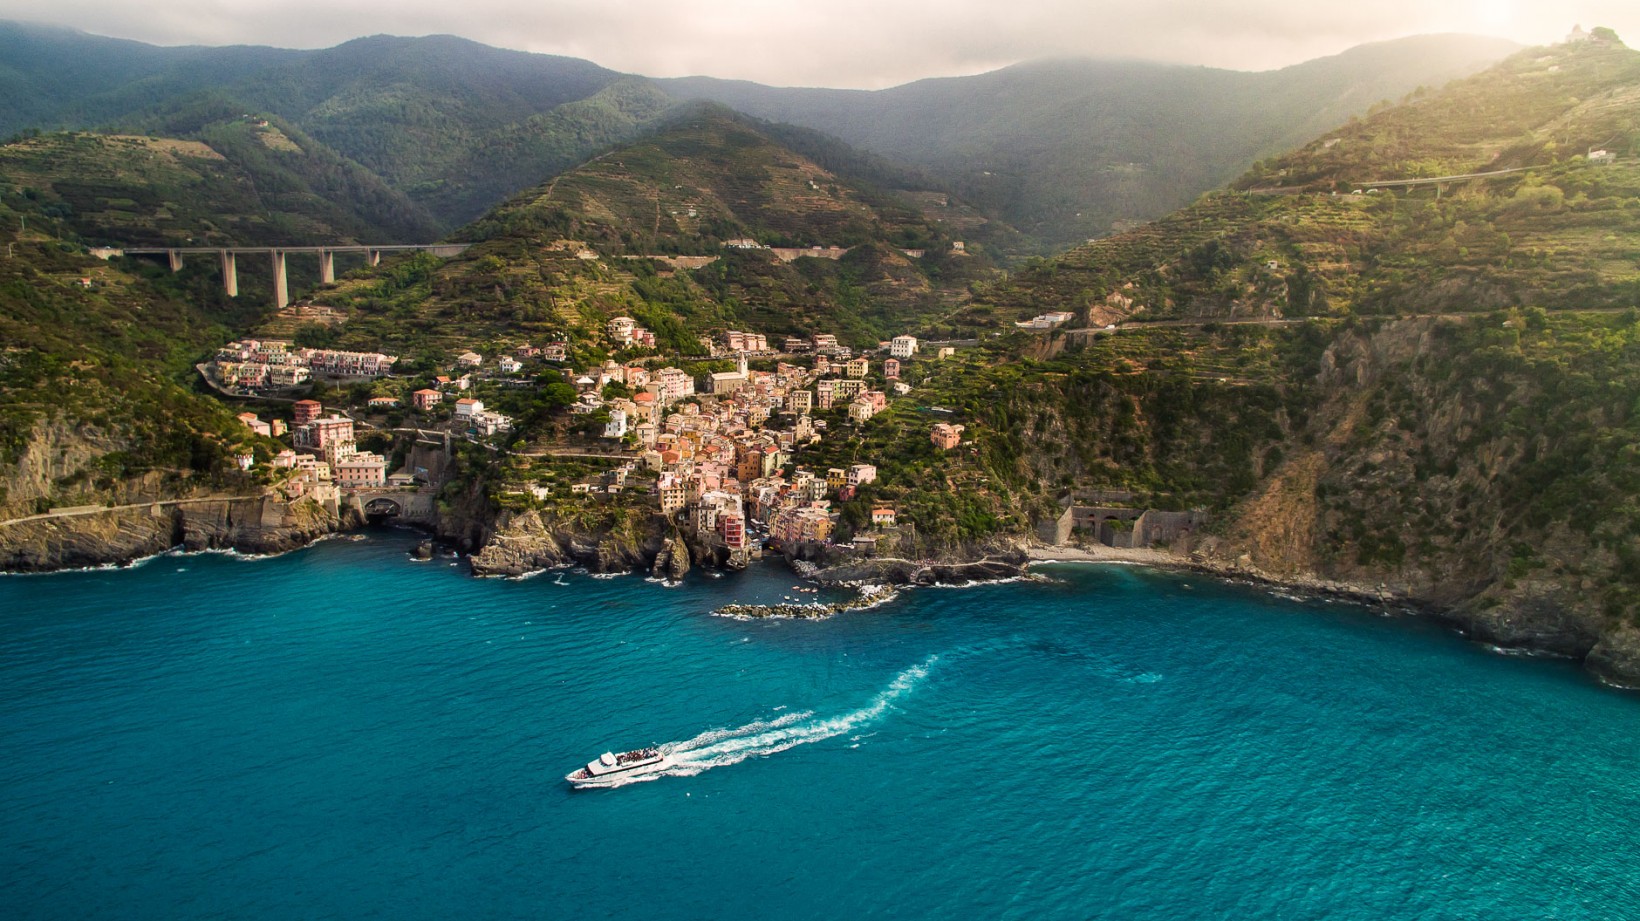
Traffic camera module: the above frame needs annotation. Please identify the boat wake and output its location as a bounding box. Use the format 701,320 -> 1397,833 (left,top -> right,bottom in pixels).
593,655 -> 939,788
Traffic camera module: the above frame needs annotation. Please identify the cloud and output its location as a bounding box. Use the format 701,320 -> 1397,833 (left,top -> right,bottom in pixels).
2,0 -> 1636,87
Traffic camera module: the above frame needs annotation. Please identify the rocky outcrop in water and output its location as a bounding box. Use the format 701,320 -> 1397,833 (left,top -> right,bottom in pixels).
466,507 -> 670,577
651,532 -> 692,581
713,586 -> 898,620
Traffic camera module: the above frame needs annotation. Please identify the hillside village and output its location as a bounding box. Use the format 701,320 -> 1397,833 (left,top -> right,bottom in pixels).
220,310 -> 961,563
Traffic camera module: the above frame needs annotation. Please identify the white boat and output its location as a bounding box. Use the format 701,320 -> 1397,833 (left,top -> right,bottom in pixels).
565,748 -> 673,788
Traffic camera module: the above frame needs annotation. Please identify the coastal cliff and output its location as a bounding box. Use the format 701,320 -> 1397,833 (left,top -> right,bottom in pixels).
466,506 -> 672,577
0,495 -> 354,572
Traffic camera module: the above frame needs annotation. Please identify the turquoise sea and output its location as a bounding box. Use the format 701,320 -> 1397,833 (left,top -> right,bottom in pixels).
3,531 -> 1639,919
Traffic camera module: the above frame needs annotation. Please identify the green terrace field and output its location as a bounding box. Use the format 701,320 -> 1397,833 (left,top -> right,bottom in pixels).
0,121 -> 438,247
1240,35 -> 1640,191
299,113 -> 1001,361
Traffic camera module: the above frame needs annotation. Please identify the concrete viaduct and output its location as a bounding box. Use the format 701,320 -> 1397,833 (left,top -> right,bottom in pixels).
110,244 -> 472,308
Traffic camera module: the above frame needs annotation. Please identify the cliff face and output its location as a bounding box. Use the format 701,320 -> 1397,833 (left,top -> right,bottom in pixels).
1195,317 -> 1640,685
0,495 -> 353,572
466,506 -> 672,577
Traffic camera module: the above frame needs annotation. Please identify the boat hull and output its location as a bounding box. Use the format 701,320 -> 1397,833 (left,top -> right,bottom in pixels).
565,755 -> 675,788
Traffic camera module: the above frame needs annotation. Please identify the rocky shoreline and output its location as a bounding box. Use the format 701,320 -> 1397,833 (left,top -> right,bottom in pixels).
1019,541 -> 1640,690
0,495 -> 357,573
5,501 -> 1635,690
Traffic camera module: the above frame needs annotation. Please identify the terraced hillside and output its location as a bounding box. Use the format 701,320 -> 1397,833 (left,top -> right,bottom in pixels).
305,110 -> 1003,357
0,120 -> 440,247
897,34 -> 1640,679
960,37 -> 1640,330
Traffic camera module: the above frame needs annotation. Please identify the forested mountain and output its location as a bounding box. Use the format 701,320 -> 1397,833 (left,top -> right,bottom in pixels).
661,35 -> 1519,248
884,33 -> 1640,676
302,108 -> 1002,355
0,23 -> 669,229
0,119 -> 441,246
3,22 -> 1515,243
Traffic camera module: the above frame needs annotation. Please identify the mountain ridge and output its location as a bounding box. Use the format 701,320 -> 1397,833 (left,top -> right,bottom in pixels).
2,21 -> 1517,245
660,34 -> 1520,247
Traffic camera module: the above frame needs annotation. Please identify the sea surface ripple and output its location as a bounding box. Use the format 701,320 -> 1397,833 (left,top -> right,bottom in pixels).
3,531 -> 1638,919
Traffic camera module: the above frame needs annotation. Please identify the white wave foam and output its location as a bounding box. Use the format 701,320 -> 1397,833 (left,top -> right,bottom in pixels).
1121,672 -> 1164,684
590,656 -> 938,788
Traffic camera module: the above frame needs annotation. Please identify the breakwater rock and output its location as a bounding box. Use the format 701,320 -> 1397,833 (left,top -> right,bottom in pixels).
713,585 -> 898,620
812,553 -> 1029,587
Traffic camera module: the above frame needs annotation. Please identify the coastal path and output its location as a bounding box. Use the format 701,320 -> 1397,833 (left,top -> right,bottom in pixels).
0,496 -> 250,528
515,446 -> 636,461
1060,306 -> 1637,338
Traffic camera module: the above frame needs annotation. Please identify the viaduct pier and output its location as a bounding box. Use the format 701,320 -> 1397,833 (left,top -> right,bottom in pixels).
100,243 -> 472,308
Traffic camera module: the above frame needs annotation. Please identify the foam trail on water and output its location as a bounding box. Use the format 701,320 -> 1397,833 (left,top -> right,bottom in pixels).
668,654 -> 937,777
669,710 -> 815,752
596,655 -> 939,787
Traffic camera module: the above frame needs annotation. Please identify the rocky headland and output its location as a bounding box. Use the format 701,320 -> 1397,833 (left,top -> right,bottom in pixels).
0,494 -> 355,572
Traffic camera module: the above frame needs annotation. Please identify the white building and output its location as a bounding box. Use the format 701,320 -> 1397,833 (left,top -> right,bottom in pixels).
1016,311 -> 1075,330
890,335 -> 918,358
604,408 -> 629,439
653,367 -> 696,404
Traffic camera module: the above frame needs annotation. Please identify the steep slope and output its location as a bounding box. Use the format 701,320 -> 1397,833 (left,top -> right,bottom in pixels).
302,109 -> 999,356
0,24 -> 668,230
662,34 -> 1518,248
894,33 -> 1640,681
408,78 -> 678,226
464,107 -> 948,251
227,35 -> 625,206
0,119 -> 441,247
968,35 -> 1640,328
0,197 -> 284,521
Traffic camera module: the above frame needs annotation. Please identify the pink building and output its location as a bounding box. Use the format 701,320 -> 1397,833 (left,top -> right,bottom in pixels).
334,452 -> 387,488
294,415 -> 354,451
720,513 -> 747,550
931,423 -> 965,450
293,399 -> 323,425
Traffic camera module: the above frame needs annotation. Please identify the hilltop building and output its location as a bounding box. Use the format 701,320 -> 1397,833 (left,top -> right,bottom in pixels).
931,423 -> 965,450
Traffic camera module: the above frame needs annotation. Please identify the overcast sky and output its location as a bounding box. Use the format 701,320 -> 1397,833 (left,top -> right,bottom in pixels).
3,0 -> 1637,88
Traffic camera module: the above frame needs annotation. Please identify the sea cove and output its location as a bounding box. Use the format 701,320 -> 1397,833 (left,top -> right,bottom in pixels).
4,532 -> 1639,919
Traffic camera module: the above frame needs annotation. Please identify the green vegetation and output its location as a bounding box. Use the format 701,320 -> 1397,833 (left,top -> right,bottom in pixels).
662,35 -> 1517,249
0,200 -> 271,515
0,124 -> 438,247
960,39 -> 1640,330
304,111 -> 1000,355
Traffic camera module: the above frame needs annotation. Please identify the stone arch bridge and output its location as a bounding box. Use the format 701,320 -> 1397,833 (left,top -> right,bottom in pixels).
347,489 -> 437,525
